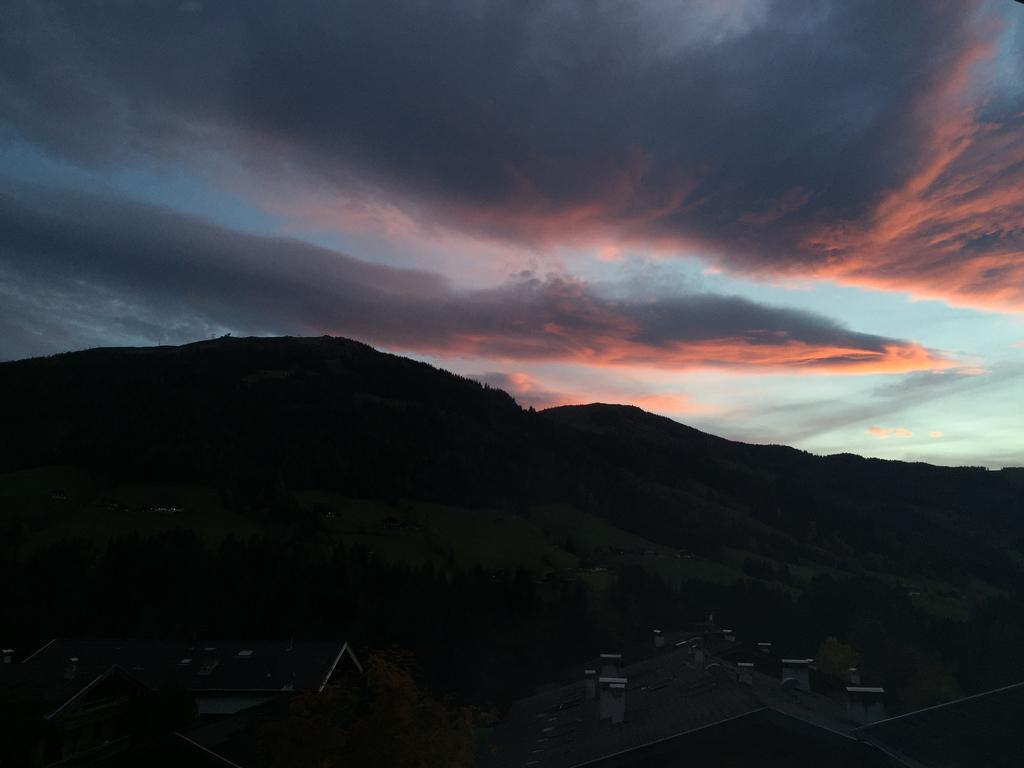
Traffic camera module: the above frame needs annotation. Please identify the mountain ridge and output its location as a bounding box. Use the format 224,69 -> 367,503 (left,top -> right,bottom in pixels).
5,334 -> 1009,471
2,335 -> 1022,594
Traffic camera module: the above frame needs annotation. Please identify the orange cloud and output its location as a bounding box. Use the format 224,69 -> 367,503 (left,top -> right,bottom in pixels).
428,335 -> 952,376
404,34 -> 1024,317
801,40 -> 1024,312
476,370 -> 704,415
618,339 -> 950,375
929,431 -> 944,439
399,335 -> 950,376
439,151 -> 707,250
309,270 -> 957,375
260,31 -> 1023,317
5,179 -> 958,379
630,393 -> 699,413
867,426 -> 913,439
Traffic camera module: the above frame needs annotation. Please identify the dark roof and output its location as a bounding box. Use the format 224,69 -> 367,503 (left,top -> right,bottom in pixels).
175,696 -> 293,768
482,643 -> 858,768
0,661 -> 146,720
21,639 -> 358,694
551,631 -> 702,685
176,719 -> 255,768
559,626 -> 757,687
621,630 -> 704,664
855,680 -> 1024,768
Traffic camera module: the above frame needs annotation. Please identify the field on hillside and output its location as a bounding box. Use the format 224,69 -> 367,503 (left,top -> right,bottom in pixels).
0,466 -> 260,552
0,464 -> 1001,621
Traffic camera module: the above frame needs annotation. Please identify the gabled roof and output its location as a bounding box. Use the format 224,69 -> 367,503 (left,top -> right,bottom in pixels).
855,680 -> 1024,768
482,643 -> 857,768
20,639 -> 360,695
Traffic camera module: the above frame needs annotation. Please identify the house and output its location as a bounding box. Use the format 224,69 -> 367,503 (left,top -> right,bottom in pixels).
0,659 -> 152,767
481,633 -> 893,768
20,639 -> 362,717
1,639 -> 362,766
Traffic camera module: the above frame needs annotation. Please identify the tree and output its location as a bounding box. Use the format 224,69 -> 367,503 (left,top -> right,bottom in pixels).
816,636 -> 859,678
346,649 -> 475,768
257,649 -> 476,768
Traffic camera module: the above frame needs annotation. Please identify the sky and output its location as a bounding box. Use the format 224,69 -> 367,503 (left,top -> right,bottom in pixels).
1,1 -> 1022,467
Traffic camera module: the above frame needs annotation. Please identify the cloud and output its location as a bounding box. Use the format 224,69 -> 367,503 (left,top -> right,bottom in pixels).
930,431 -> 944,439
717,365 -> 1009,447
1,1 -> 1019,310
801,63 -> 1024,311
473,370 -> 700,414
867,426 -> 913,439
0,183 -> 951,376
475,372 -> 564,410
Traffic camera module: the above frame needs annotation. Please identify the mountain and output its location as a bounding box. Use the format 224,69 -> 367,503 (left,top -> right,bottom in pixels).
5,335 -> 1024,712
2,335 -> 1022,591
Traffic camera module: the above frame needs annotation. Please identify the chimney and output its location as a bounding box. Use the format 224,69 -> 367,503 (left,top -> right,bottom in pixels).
847,667 -> 861,686
63,657 -> 79,680
653,629 -> 665,648
599,653 -> 622,678
737,662 -> 754,685
598,677 -> 627,722
584,669 -> 597,700
757,641 -> 773,655
694,646 -> 706,668
781,658 -> 811,692
846,687 -> 886,725
2,649 -> 13,664
609,682 -> 627,725
723,629 -> 735,643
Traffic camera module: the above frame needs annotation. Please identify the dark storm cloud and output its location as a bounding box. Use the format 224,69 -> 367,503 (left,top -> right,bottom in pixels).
4,1 -> 1019,309
0,183 -> 948,372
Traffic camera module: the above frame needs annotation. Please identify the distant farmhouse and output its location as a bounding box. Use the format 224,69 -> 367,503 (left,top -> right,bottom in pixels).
0,639 -> 361,767
481,625 -> 1024,768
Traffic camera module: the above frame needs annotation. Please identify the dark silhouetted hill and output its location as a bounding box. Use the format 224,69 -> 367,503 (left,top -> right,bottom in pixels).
2,335 -> 1022,587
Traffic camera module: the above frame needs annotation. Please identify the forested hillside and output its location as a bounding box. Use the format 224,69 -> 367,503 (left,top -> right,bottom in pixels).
2,336 -> 1024,712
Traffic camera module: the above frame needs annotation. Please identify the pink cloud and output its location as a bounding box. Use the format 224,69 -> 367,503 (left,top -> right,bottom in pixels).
867,426 -> 914,439
800,40 -> 1024,313
474,370 -> 706,415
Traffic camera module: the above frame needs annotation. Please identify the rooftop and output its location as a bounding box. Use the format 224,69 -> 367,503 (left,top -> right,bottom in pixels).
0,661 -> 146,720
856,680 -> 1024,768
19,639 -> 359,695
483,641 -> 857,768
